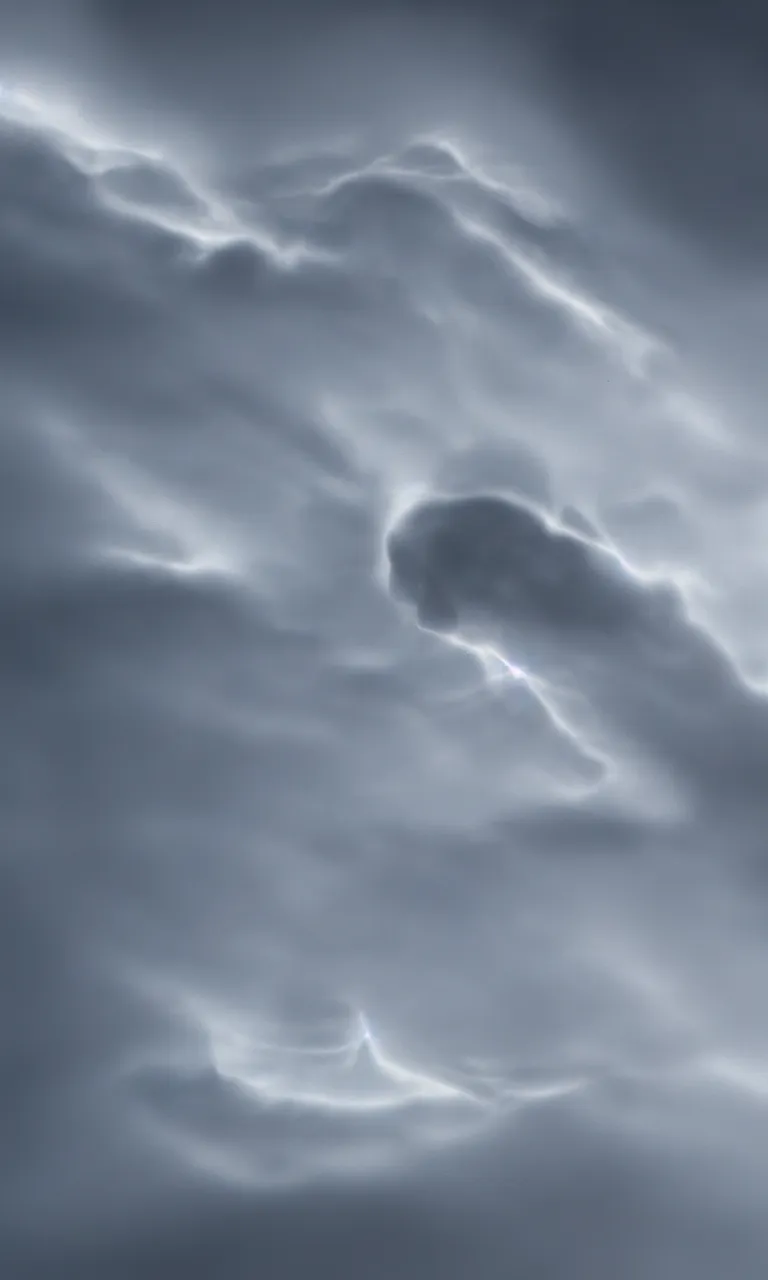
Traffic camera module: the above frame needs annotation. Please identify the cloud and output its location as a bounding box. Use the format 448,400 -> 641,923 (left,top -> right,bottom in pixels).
3,40 -> 768,1279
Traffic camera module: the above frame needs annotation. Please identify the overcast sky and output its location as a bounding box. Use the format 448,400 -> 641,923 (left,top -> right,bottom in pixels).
3,3 -> 768,1277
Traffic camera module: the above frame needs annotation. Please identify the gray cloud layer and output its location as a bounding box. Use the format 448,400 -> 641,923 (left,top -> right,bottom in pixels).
3,4 -> 768,1277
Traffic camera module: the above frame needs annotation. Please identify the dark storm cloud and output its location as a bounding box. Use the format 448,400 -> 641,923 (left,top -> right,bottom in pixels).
4,2 -> 768,1277
387,493 -> 768,808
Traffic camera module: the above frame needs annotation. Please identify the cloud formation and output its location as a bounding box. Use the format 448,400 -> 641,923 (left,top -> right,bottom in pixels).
3,10 -> 768,1276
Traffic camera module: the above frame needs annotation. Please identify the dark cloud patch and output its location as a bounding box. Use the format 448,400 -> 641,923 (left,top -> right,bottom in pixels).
496,0 -> 768,264
388,494 -> 638,637
388,492 -> 768,811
